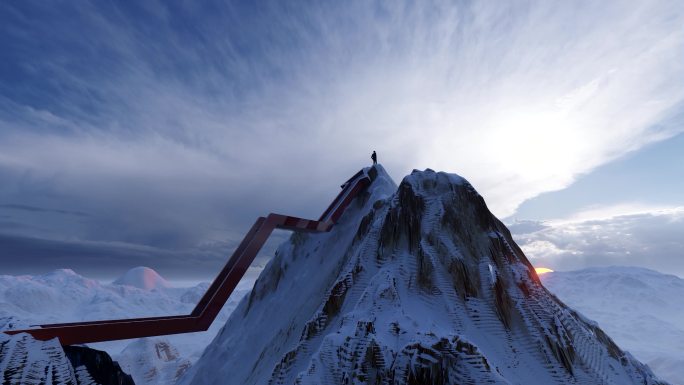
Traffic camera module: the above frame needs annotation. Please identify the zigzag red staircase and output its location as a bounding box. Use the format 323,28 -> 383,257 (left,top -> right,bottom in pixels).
4,167 -> 376,345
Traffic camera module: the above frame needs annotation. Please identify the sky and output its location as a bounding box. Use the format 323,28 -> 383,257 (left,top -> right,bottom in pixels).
1,1 -> 683,279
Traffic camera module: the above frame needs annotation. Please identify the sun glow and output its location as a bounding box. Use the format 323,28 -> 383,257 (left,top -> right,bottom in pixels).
535,267 -> 554,275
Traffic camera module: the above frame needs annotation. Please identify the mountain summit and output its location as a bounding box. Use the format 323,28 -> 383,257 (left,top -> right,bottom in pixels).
113,266 -> 169,291
181,166 -> 664,385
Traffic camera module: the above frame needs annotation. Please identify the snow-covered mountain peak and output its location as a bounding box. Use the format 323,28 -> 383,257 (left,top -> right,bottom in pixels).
42,268 -> 99,288
3,268 -> 98,288
405,167 -> 468,189
362,164 -> 396,199
112,266 -> 169,291
181,167 -> 664,385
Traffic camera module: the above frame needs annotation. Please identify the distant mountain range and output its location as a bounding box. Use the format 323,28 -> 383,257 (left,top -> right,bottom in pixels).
0,266 -> 252,385
542,266 -> 684,385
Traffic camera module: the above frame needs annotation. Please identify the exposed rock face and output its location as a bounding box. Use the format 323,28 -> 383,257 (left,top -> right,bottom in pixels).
64,345 -> 135,385
0,332 -> 134,385
180,166 -> 666,385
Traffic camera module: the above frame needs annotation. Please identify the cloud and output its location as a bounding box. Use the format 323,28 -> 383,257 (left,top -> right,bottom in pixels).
0,204 -> 89,217
511,206 -> 684,276
506,220 -> 550,235
551,203 -> 683,224
0,1 -> 683,276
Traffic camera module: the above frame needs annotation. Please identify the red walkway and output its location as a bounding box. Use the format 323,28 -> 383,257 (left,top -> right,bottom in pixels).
5,168 -> 374,345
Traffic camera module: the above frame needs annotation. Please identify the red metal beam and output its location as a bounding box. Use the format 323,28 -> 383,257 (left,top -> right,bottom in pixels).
4,168 -> 374,345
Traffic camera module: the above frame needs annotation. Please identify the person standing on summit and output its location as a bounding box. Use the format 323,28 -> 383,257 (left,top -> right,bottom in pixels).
371,151 -> 377,165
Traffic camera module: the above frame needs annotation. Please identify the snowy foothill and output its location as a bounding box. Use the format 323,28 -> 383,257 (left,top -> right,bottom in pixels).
541,266 -> 684,385
0,266 -> 255,385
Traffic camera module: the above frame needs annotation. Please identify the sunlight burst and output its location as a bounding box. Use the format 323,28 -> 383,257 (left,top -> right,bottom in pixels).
535,267 -> 555,275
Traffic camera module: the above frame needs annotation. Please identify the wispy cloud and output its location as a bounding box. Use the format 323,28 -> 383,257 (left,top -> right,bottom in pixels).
0,1 -> 682,275
0,204 -> 89,217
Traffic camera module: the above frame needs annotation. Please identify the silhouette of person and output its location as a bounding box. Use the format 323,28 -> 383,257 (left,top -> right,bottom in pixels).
371,151 -> 377,165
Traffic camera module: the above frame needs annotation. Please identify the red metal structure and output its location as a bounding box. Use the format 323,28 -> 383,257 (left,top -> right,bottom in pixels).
5,167 -> 375,345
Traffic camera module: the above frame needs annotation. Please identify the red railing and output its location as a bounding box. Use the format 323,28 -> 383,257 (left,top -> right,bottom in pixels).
5,167 -> 375,345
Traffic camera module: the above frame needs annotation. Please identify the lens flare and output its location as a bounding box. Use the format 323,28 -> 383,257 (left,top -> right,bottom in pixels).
535,267 -> 554,275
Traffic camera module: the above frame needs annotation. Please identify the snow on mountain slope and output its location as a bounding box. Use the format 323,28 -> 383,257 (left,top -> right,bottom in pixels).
1,267 -> 253,385
541,267 -> 684,384
180,166 -> 665,385
113,266 -> 170,291
0,332 -> 82,385
0,332 -> 134,385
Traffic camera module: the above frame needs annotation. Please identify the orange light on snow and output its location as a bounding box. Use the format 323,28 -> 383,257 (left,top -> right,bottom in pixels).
535,267 -> 554,275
